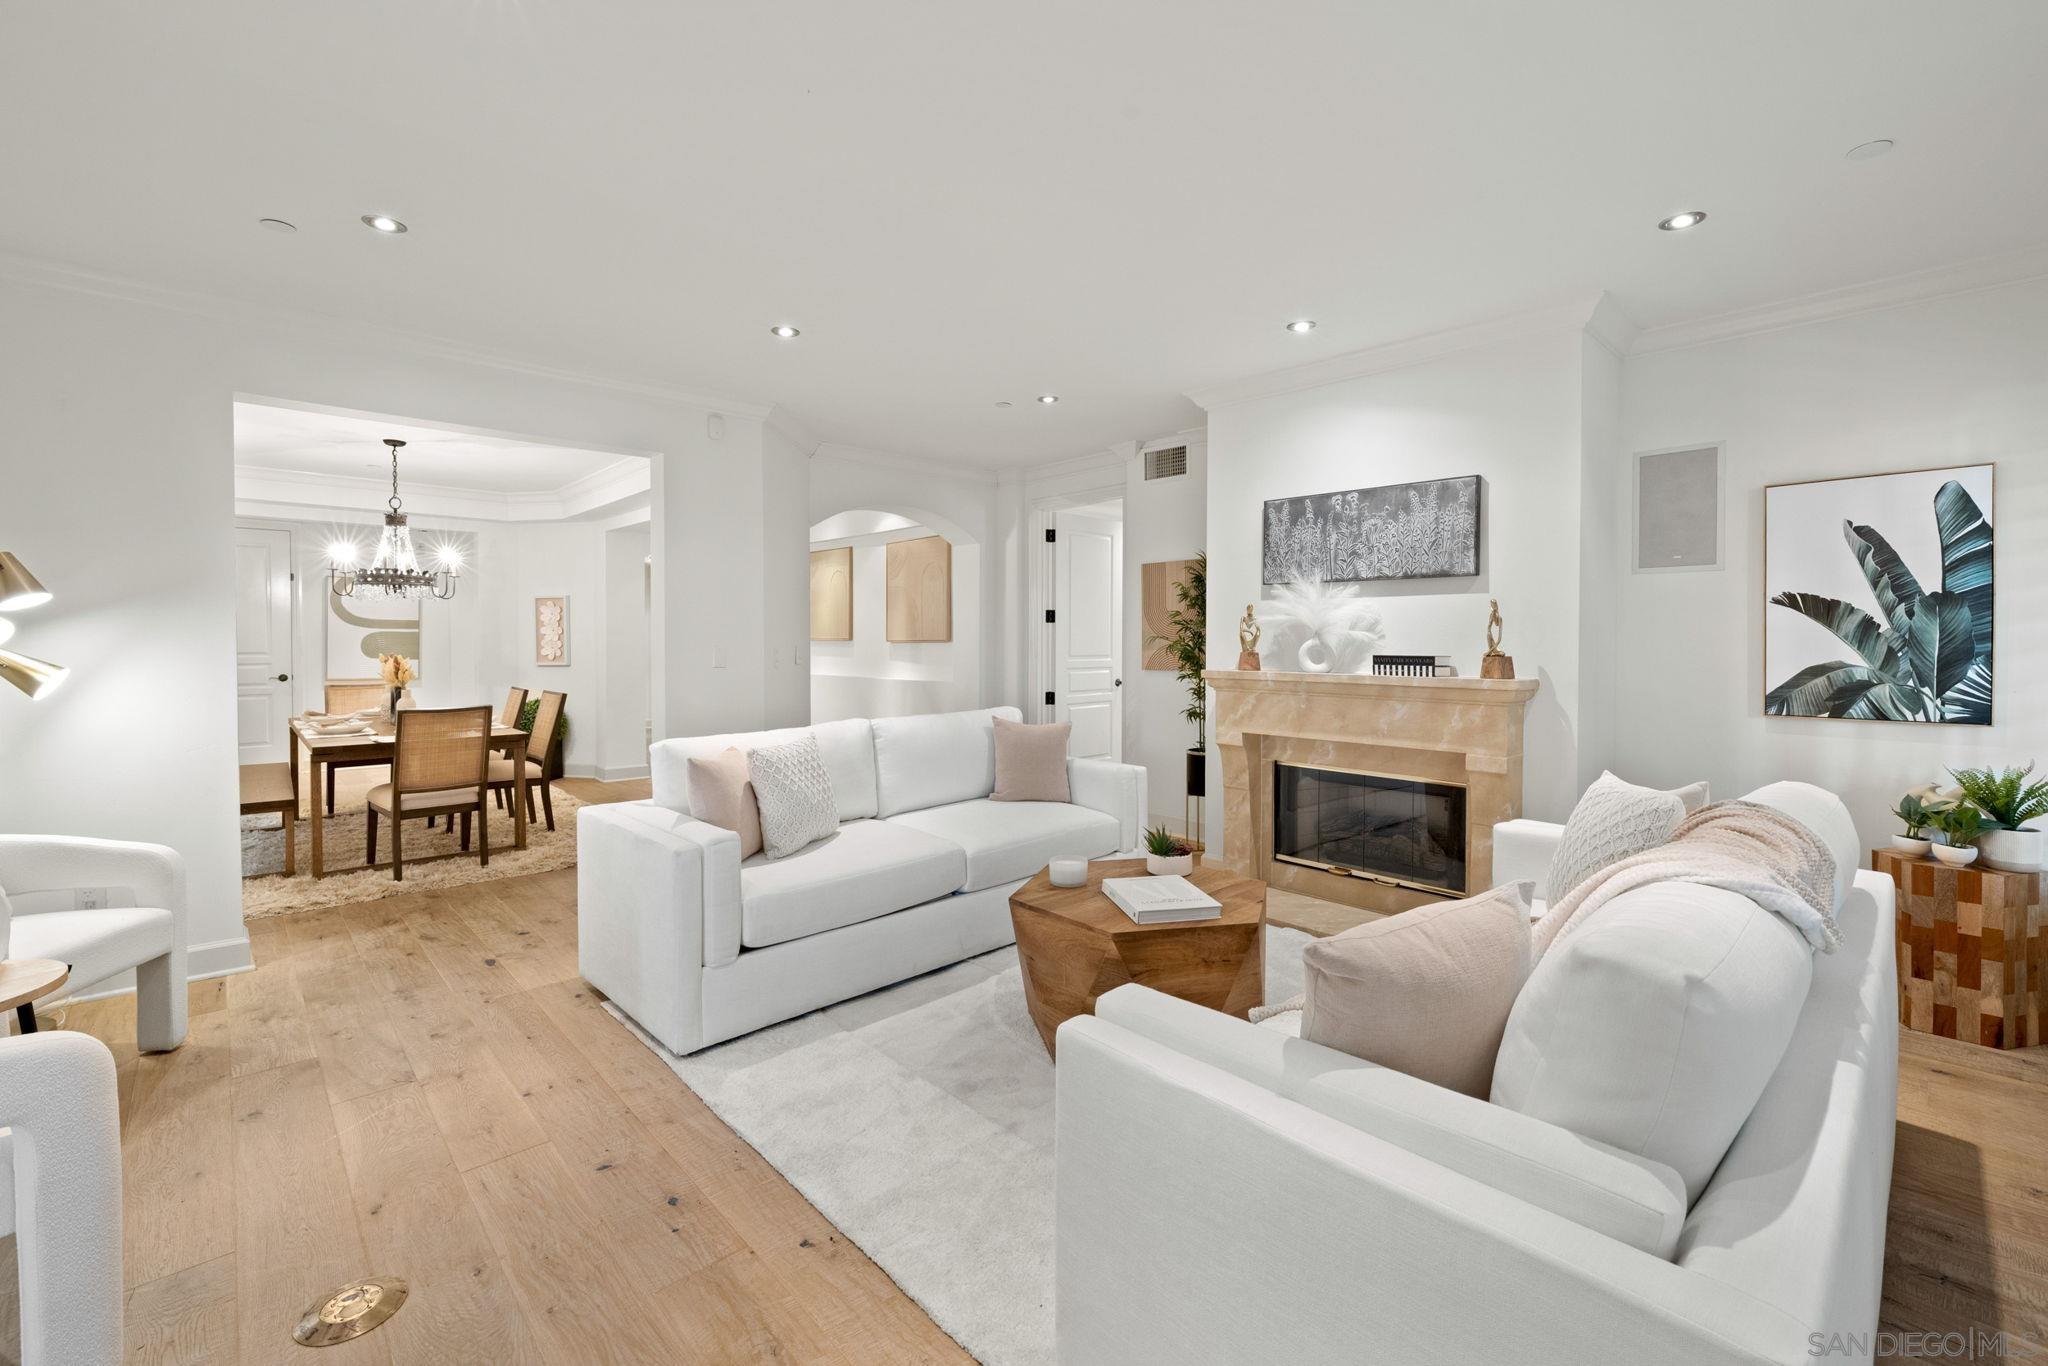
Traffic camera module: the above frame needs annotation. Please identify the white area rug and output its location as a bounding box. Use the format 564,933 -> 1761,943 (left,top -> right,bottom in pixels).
612,925 -> 1312,1365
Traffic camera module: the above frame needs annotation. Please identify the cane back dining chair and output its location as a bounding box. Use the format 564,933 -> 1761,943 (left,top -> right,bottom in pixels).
365,705 -> 492,880
441,685 -> 529,832
321,679 -> 395,814
489,688 -> 565,830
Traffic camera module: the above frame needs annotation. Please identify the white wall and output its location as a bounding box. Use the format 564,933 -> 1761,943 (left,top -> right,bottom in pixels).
1614,277 -> 2048,846
1202,327 -> 1604,831
599,523 -> 653,778
473,519 -> 611,773
809,525 -> 983,721
0,270 -> 798,982
1122,439 -> 1208,835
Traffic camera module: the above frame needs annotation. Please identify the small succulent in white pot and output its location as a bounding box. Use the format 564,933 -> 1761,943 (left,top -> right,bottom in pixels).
1143,824 -> 1196,877
1950,763 -> 2048,872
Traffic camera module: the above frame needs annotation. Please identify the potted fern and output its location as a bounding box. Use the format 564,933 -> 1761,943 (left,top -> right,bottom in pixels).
1949,763 -> 2048,871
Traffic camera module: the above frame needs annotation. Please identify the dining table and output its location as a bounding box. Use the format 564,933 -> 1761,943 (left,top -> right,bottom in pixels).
288,715 -> 532,878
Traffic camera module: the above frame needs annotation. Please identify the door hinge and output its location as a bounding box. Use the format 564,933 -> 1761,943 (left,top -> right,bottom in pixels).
1044,691 -> 1055,706
1044,609 -> 1055,624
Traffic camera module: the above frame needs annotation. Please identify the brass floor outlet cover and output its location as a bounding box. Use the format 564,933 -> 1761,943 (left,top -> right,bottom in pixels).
292,1277 -> 409,1347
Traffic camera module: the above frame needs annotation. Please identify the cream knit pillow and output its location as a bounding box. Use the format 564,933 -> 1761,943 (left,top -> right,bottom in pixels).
1546,772 -> 1689,905
746,734 -> 840,860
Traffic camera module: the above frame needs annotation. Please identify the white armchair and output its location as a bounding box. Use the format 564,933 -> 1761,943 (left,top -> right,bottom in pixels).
1,1031 -> 123,1365
0,835 -> 187,1051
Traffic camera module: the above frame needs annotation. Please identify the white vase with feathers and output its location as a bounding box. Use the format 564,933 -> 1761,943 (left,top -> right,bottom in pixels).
1261,579 -> 1385,674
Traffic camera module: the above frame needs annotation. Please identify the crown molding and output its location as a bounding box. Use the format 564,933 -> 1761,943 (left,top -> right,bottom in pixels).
1581,291 -> 1640,359
234,456 -> 648,523
1187,295 -> 1611,410
0,251 -> 774,418
764,405 -> 826,456
1628,245 -> 2048,356
811,441 -> 1002,485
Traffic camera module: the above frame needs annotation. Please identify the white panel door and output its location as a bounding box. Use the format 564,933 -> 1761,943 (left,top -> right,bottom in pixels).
235,525 -> 295,765
1055,509 -> 1122,761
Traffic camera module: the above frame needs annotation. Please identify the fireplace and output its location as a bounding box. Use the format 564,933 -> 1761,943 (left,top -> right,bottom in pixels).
1272,763 -> 1467,897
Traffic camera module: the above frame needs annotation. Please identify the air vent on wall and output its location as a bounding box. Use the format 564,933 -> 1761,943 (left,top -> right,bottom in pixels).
1143,445 -> 1188,481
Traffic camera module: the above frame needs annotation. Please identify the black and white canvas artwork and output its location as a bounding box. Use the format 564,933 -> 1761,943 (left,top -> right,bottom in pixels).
1262,475 -> 1480,584
1763,464 -> 1994,725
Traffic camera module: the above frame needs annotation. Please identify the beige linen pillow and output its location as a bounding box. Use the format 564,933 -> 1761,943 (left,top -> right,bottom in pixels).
686,746 -> 763,859
991,716 -> 1071,803
1300,881 -> 1535,1097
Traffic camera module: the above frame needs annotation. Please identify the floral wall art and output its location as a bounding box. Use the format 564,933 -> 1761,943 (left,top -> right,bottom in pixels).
1262,475 -> 1480,583
535,595 -> 569,667
1763,464 -> 1993,725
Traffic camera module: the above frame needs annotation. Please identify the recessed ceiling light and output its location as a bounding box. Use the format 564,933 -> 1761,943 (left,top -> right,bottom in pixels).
1658,211 -> 1707,232
360,214 -> 408,234
1286,319 -> 1317,334
1846,139 -> 1895,161
1037,394 -> 1060,405
769,325 -> 801,339
995,401 -> 1013,409
258,218 -> 297,234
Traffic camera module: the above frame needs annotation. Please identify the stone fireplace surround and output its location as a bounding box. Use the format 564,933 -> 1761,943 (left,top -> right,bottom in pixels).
1204,670 -> 1541,916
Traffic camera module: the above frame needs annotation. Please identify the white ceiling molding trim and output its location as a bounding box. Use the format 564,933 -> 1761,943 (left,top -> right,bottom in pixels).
765,405 -> 827,456
1628,243 -> 2048,356
1186,295 -> 1612,411
233,460 -> 648,523
0,250 -> 774,418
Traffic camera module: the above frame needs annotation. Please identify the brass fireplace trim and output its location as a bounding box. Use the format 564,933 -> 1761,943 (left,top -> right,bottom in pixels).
1270,758 -> 1470,792
1271,852 -> 1463,899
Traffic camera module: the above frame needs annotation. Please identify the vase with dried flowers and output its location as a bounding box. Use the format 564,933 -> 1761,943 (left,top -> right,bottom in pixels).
378,652 -> 417,719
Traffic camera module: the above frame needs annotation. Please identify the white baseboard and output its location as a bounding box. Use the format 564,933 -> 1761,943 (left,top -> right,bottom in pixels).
596,764 -> 650,782
55,934 -> 255,1005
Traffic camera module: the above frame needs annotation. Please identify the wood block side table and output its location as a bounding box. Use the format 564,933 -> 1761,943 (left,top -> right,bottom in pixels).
1875,848 -> 2045,1049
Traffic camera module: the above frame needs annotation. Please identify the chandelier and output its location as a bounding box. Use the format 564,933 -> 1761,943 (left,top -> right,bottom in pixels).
328,439 -> 460,600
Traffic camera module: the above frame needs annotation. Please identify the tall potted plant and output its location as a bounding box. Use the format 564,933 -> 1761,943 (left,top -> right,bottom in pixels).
1949,763 -> 2048,871
1158,553 -> 1208,836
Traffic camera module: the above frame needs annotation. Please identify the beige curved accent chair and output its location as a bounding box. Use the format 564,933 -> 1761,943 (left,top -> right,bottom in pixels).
365,706 -> 492,881
489,689 -> 564,830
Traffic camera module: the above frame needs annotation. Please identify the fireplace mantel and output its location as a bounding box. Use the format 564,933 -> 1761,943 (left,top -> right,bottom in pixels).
1203,668 -> 1540,914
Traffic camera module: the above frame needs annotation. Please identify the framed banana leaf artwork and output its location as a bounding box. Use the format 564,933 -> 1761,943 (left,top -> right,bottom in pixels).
1764,464 -> 1993,724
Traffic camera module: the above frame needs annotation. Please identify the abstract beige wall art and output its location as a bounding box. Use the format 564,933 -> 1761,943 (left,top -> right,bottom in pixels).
810,547 -> 853,641
327,592 -> 421,679
1141,559 -> 1197,670
535,595 -> 569,666
886,534 -> 952,643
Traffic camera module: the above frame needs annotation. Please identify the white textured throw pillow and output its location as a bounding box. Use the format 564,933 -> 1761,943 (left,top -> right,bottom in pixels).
1546,772 -> 1688,904
746,734 -> 840,860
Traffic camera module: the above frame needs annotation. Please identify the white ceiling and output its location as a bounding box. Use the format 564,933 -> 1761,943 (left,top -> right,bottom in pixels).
234,403 -> 635,496
10,3 -> 2048,469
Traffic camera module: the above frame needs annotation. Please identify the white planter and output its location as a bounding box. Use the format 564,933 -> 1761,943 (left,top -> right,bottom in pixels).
1978,827 -> 2044,873
1891,834 -> 1934,858
1146,852 -> 1196,877
1931,843 -> 1979,868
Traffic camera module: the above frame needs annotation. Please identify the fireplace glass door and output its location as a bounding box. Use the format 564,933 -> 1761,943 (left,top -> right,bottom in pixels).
1272,764 -> 1467,895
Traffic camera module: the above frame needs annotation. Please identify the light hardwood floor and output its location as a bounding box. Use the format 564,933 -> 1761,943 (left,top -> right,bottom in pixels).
9,778 -> 2045,1362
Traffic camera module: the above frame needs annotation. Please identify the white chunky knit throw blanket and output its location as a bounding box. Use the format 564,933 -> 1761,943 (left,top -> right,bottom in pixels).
1532,799 -> 1841,957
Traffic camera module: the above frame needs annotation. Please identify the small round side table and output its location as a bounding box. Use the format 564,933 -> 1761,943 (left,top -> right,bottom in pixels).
1,958 -> 70,1035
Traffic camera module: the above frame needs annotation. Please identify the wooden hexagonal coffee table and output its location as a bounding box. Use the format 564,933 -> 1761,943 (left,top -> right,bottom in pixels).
1009,857 -> 1267,1057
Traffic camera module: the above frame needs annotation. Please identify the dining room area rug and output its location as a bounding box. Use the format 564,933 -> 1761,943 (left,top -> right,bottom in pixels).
608,925 -> 1313,1366
239,764 -> 582,919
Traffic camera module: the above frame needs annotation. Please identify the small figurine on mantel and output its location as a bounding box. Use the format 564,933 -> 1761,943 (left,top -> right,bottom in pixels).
1237,604 -> 1262,671
1480,599 -> 1516,680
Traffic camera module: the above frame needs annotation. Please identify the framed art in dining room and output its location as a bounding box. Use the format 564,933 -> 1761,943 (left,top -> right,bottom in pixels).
535,594 -> 569,666
1763,463 -> 1993,725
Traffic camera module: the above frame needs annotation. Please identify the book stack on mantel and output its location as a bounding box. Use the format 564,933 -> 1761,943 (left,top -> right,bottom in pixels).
1101,875 -> 1224,924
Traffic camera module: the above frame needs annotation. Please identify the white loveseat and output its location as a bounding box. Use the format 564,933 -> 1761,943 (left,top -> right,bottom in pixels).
580,706 -> 1146,1055
1055,787 -> 1897,1365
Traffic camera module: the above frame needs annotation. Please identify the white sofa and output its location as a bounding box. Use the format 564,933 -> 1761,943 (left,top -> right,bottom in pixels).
1055,794 -> 1898,1365
580,706 -> 1146,1055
